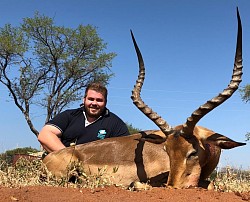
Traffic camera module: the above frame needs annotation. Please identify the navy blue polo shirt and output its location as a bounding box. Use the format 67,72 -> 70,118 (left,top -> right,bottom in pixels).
46,107 -> 130,147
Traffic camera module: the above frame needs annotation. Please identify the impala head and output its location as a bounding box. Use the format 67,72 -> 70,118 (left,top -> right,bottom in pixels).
131,8 -> 245,188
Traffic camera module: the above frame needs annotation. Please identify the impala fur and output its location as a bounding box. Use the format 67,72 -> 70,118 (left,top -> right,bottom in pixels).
43,9 -> 246,189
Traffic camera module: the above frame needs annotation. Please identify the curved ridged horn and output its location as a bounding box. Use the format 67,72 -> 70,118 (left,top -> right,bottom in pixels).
181,8 -> 243,136
130,30 -> 173,135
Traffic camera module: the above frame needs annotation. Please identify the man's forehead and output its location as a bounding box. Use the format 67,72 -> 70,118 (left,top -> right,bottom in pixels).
86,90 -> 104,98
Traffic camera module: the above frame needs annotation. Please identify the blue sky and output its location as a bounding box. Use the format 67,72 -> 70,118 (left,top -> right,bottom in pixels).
0,0 -> 249,169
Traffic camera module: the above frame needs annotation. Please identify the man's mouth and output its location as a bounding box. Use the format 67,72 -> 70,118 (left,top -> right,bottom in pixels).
89,106 -> 99,112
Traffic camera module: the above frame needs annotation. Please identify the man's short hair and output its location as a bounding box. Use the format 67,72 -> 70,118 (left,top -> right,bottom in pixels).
84,83 -> 108,101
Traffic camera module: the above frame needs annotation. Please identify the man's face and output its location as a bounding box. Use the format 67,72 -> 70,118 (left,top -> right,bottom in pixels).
83,89 -> 106,119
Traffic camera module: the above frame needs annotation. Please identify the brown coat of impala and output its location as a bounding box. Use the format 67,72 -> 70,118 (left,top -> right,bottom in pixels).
43,8 -> 246,189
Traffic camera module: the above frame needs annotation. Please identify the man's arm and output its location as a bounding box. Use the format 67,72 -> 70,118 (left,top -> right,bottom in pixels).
38,125 -> 66,153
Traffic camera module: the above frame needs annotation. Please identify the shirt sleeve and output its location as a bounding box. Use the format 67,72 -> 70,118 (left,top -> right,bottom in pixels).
46,110 -> 71,133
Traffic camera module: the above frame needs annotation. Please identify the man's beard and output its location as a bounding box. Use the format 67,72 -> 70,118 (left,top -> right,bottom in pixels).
85,106 -> 104,119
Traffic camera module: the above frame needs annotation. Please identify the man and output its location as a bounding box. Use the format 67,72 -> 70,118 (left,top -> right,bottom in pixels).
38,83 -> 130,153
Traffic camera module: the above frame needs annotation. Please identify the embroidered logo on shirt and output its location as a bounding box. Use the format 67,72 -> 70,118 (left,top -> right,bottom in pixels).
97,129 -> 107,139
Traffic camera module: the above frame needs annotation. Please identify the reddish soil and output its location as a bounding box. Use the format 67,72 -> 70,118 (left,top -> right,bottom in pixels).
0,186 -> 249,202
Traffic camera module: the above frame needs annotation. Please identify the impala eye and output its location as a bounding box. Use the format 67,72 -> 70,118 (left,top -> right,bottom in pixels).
187,150 -> 197,160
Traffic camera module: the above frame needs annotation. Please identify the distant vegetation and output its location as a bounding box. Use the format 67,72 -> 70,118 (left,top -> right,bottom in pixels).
126,123 -> 141,134
0,147 -> 39,165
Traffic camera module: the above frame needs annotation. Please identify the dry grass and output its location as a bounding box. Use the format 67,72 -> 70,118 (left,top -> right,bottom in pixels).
212,166 -> 250,193
0,157 -> 115,189
0,157 -> 249,193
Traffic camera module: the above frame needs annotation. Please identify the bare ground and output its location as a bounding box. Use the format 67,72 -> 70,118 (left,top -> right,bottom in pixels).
1,186 -> 249,202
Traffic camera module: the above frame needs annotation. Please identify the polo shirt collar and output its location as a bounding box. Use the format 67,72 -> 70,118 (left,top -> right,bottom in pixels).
81,106 -> 109,127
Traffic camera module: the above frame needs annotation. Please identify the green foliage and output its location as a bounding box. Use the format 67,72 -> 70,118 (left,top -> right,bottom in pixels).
126,123 -> 141,134
0,12 -> 116,136
239,84 -> 250,141
240,84 -> 250,103
3,147 -> 39,155
0,24 -> 27,55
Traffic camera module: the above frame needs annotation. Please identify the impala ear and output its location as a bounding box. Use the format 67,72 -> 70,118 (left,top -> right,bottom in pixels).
206,133 -> 246,149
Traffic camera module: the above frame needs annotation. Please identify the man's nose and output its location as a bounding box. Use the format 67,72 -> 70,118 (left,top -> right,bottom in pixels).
91,99 -> 98,105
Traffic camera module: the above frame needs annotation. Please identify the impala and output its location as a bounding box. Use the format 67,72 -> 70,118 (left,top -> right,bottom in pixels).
43,8 -> 245,189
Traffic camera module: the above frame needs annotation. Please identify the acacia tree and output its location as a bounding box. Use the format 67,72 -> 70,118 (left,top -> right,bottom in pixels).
240,84 -> 250,141
0,13 -> 115,137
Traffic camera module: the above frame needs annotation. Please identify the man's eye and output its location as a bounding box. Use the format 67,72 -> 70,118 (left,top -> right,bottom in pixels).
96,99 -> 104,102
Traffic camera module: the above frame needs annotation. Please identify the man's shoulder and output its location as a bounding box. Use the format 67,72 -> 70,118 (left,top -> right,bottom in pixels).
104,110 -> 124,122
53,108 -> 83,120
107,111 -> 118,118
63,107 -> 83,115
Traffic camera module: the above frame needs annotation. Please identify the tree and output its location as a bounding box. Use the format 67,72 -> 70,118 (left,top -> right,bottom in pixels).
0,12 -> 116,137
239,84 -> 250,141
240,84 -> 250,103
